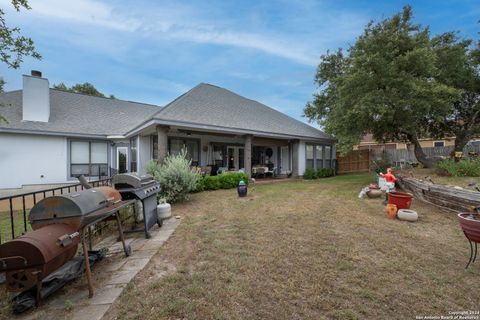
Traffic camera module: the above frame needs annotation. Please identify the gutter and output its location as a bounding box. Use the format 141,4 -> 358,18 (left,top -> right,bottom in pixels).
0,127 -> 111,139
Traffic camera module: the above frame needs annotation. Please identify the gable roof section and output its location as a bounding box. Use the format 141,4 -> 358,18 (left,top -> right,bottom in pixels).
151,83 -> 333,141
0,89 -> 161,137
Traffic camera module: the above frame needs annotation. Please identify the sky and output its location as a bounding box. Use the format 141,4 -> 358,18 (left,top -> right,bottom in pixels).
0,0 -> 479,127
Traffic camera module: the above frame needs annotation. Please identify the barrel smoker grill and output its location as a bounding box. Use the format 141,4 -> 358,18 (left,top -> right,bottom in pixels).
113,173 -> 161,238
0,186 -> 135,304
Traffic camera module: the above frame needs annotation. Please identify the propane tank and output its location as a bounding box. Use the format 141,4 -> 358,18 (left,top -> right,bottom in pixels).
157,199 -> 171,221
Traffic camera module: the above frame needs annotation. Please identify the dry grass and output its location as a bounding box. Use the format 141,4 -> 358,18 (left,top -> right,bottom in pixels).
104,174 -> 479,320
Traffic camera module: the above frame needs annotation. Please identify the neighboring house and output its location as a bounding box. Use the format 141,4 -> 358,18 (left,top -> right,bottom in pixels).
0,71 -> 335,190
356,133 -> 456,151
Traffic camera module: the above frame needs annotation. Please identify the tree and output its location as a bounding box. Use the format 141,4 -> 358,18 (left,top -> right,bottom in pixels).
53,82 -> 115,98
0,0 -> 41,122
428,32 -> 480,153
304,6 -> 459,167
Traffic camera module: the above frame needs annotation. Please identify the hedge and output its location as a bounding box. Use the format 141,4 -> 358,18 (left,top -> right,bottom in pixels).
194,171 -> 249,192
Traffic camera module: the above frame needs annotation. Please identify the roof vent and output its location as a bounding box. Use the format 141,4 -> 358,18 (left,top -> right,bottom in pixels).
31,70 -> 42,77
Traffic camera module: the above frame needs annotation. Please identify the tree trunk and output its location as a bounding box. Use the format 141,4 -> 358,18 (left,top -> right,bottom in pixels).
454,131 -> 470,153
406,133 -> 435,168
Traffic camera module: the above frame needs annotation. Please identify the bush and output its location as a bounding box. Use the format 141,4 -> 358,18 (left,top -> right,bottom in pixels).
194,172 -> 248,191
436,158 -> 480,177
303,168 -> 317,180
218,172 -> 249,189
202,175 -> 222,190
317,168 -> 335,178
145,149 -> 198,203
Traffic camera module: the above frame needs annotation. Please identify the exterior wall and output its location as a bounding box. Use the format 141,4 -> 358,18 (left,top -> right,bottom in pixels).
0,133 -> 67,189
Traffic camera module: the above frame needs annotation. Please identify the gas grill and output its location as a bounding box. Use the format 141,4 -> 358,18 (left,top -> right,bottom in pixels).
113,173 -> 161,238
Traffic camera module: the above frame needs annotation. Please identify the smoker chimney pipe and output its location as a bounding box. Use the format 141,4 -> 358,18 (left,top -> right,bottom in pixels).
78,175 -> 92,189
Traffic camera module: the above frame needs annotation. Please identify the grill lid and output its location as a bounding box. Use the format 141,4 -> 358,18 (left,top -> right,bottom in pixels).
113,173 -> 155,189
29,187 -> 120,230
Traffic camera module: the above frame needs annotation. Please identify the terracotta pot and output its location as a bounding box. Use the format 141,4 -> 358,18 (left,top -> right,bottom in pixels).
366,189 -> 383,198
387,192 -> 413,210
385,204 -> 398,219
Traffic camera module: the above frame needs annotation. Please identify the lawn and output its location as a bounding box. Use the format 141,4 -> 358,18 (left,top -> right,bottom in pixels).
105,174 -> 479,320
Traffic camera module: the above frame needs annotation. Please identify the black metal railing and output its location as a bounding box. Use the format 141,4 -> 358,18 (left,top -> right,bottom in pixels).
0,178 -> 112,244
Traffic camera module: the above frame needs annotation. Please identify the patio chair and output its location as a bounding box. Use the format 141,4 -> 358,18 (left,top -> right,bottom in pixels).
265,166 -> 278,178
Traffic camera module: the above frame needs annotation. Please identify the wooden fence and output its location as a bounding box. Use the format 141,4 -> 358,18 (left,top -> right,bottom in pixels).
336,149 -> 371,174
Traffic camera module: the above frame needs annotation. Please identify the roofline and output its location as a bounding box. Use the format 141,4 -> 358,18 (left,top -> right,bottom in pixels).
125,118 -> 336,142
0,127 -> 112,139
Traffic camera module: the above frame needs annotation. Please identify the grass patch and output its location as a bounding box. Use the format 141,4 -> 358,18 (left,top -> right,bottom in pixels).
106,173 -> 478,319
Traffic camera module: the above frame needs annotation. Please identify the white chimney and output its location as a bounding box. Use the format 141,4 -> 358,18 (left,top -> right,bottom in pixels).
22,70 -> 50,122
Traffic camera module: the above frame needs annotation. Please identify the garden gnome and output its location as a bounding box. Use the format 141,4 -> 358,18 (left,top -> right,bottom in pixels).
380,168 -> 396,204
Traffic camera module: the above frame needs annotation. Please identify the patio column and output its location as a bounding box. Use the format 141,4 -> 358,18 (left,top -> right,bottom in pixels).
291,139 -> 299,178
244,134 -> 252,177
156,125 -> 169,165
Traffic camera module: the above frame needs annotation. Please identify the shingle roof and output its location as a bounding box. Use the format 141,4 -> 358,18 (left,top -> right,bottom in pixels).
152,83 -> 333,141
0,89 -> 161,137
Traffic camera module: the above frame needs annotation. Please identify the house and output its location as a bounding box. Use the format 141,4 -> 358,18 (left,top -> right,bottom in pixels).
0,71 -> 335,190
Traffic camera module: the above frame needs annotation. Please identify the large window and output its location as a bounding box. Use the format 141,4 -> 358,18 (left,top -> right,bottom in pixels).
306,143 -> 333,171
306,145 -> 314,169
324,146 -> 331,168
315,145 -> 323,169
70,141 -> 108,177
169,138 -> 200,166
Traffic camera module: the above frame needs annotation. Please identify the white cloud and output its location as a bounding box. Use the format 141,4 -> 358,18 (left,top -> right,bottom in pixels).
10,0 -> 140,31
1,0 -> 366,66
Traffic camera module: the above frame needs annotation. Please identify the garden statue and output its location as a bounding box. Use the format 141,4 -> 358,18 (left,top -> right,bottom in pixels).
380,168 -> 396,204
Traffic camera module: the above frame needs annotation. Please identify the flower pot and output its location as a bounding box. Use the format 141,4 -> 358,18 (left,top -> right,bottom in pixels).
387,192 -> 413,210
385,204 -> 398,219
366,189 -> 382,198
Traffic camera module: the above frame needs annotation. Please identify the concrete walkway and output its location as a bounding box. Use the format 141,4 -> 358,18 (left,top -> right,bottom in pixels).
19,217 -> 180,320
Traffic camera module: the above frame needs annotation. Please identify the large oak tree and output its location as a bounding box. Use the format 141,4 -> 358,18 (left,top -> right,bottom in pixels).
304,6 -> 460,167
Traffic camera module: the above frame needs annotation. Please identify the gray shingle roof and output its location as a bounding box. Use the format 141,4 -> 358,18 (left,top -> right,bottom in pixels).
152,83 -> 333,140
0,89 -> 161,137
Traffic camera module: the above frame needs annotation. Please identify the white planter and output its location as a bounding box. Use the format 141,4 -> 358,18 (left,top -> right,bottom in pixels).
397,209 -> 418,222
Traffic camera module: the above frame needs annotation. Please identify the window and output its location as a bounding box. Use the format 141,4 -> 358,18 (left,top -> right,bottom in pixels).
213,145 -> 225,166
70,141 -> 108,177
306,145 -> 314,169
130,137 -> 137,172
305,143 -> 333,171
152,136 -> 158,160
325,146 -> 331,168
434,141 -> 445,147
315,145 -> 323,169
168,137 -> 200,166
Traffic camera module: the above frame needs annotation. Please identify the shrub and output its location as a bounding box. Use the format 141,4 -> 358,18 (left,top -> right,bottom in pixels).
436,158 -> 480,177
202,175 -> 222,190
317,168 -> 335,178
303,168 -> 317,180
194,172 -> 248,191
218,172 -> 249,189
146,149 -> 198,203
